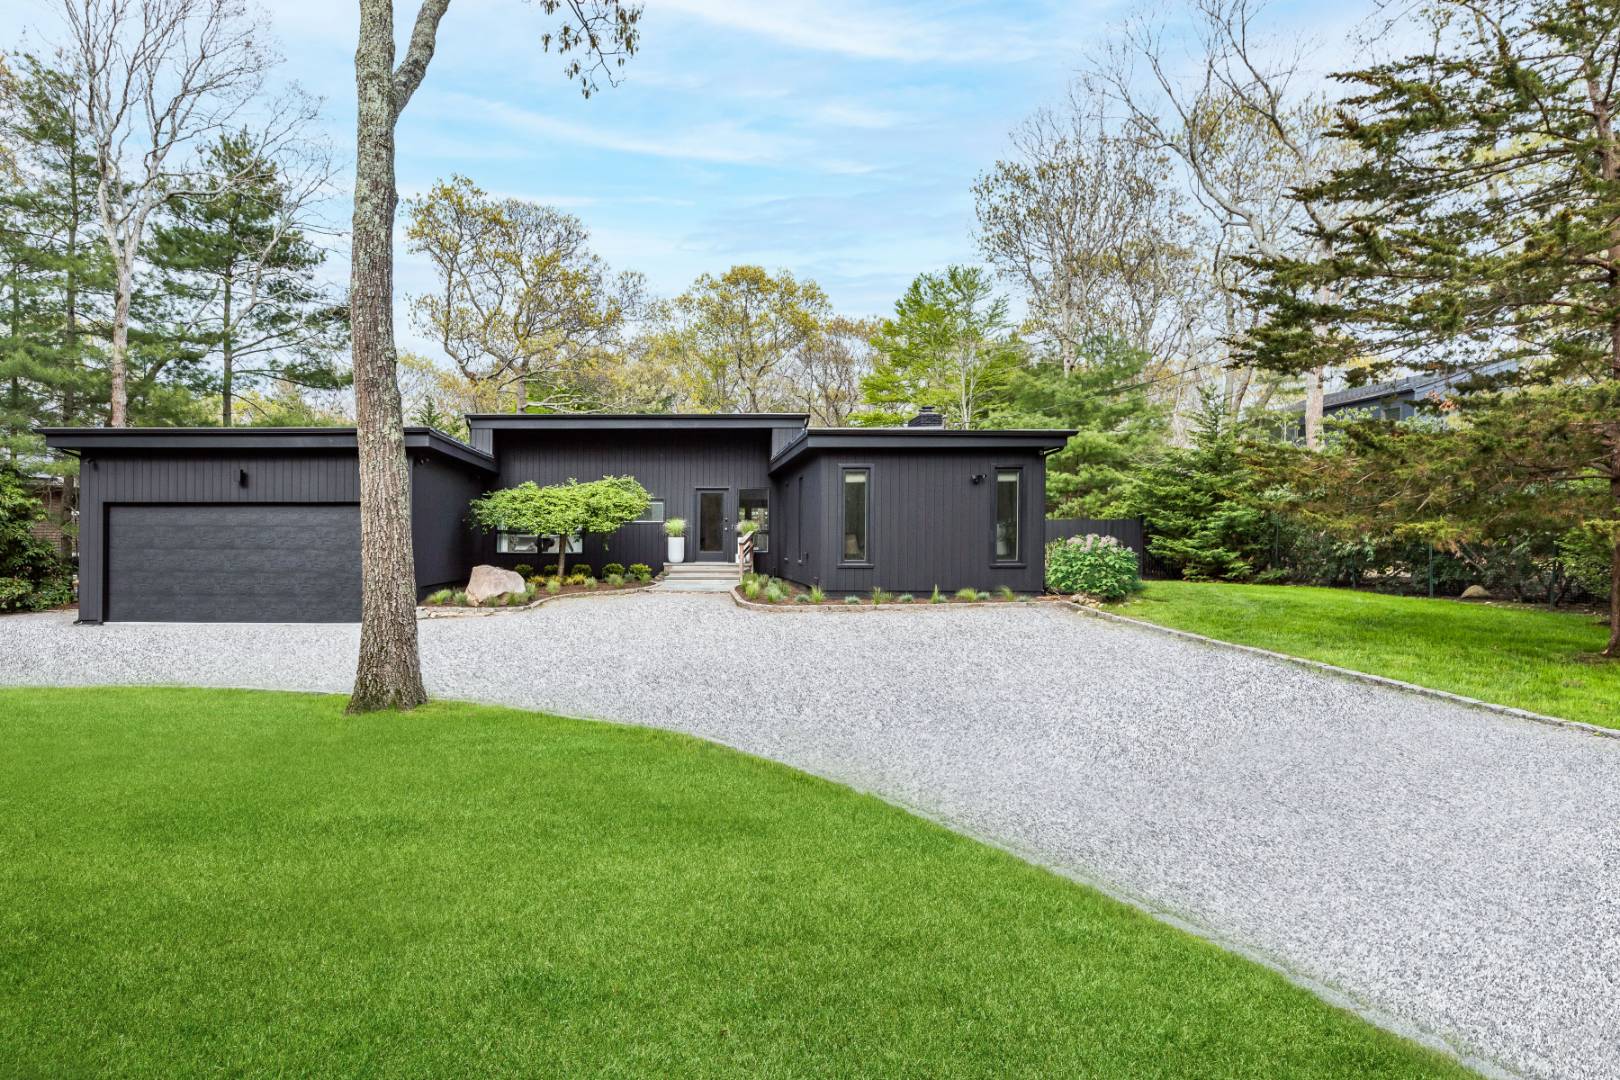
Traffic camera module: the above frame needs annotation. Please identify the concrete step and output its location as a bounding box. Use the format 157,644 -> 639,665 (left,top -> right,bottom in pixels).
663,562 -> 739,577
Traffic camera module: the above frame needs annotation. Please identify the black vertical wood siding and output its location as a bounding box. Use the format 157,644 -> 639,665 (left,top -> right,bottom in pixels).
779,448 -> 1049,595
482,428 -> 775,572
410,457 -> 486,589
74,449 -> 486,621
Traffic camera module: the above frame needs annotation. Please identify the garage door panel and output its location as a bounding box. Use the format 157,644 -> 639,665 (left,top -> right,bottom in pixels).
107,504 -> 361,622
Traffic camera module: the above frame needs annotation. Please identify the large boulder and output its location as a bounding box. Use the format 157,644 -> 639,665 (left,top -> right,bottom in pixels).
1460,584 -> 1491,600
465,564 -> 527,606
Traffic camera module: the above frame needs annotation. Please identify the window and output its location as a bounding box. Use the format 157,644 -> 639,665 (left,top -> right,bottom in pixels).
636,499 -> 666,523
497,532 -> 580,554
496,532 -> 538,554
739,488 -> 769,553
842,468 -> 869,563
994,469 -> 1021,563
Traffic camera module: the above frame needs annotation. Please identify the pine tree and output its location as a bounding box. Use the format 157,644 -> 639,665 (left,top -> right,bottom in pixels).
1245,0 -> 1620,653
149,132 -> 347,427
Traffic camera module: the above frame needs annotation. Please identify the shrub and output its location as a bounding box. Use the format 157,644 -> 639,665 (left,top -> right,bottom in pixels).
930,585 -> 945,604
793,593 -> 811,603
995,585 -> 1016,602
808,585 -> 826,603
737,519 -> 761,536
425,588 -> 453,605
871,587 -> 891,605
566,573 -> 588,586
605,572 -> 625,586
628,563 -> 652,581
742,579 -> 761,600
954,587 -> 981,602
763,583 -> 787,603
664,517 -> 687,537
896,593 -> 914,603
0,466 -> 73,612
513,563 -> 534,578
1045,534 -> 1143,601
570,563 -> 592,579
843,595 -> 862,605
601,562 -> 624,578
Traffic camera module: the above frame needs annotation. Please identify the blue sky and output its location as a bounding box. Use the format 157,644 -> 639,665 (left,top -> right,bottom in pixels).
5,0 -> 1372,359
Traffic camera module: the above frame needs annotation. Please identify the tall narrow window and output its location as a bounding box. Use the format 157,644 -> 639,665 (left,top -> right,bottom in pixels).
995,469 -> 1021,562
842,468 -> 868,563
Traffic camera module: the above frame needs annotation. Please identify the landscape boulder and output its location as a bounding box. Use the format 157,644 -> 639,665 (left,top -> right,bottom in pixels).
465,564 -> 527,606
1460,584 -> 1491,600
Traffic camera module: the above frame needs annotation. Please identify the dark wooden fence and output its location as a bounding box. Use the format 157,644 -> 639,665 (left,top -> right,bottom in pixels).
1044,516 -> 1168,578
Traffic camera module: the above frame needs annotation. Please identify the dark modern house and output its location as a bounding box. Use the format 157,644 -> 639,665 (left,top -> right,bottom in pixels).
41,410 -> 1072,623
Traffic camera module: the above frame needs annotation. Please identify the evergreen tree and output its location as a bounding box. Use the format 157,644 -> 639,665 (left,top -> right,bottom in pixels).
860,266 -> 1020,429
1244,0 -> 1620,652
149,132 -> 347,427
985,337 -> 1166,517
1125,389 -> 1272,581
0,54 -> 109,466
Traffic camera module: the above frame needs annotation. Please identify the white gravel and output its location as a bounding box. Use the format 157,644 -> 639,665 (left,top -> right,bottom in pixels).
4,592 -> 1618,1080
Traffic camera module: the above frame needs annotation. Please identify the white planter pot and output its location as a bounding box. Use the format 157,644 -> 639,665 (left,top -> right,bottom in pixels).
667,536 -> 686,563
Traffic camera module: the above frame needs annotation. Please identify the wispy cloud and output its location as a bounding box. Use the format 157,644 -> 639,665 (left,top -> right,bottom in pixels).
436,93 -> 881,175
653,0 -> 1049,63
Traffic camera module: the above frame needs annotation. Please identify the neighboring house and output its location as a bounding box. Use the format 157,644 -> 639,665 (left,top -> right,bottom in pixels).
25,475 -> 76,559
40,410 -> 1072,623
1275,362 -> 1518,441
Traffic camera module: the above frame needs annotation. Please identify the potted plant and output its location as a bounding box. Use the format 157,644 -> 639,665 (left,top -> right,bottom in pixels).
665,517 -> 687,563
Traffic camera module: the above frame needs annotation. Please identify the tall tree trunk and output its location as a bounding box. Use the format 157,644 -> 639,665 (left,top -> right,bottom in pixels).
347,0 -> 427,713
109,260 -> 131,427
221,272 -> 234,427
1303,364 -> 1324,450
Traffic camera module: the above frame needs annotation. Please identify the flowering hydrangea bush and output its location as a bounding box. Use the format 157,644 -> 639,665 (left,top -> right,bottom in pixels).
1045,534 -> 1143,601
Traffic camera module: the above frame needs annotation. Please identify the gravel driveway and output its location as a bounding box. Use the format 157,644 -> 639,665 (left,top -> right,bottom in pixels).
4,592 -> 1617,1080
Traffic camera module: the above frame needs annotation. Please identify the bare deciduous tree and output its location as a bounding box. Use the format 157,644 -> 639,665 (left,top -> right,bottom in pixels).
57,0 -> 310,426
974,88 -> 1206,380
1093,0 -> 1351,447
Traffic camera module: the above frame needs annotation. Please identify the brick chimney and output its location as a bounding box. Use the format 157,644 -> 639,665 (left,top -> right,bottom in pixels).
906,405 -> 944,427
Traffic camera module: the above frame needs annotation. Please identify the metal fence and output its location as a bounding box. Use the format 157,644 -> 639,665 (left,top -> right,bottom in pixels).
1043,517 -> 1167,578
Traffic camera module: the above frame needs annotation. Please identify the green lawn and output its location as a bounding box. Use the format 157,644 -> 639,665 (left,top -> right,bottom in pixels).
0,687 -> 1469,1078
1111,580 -> 1620,729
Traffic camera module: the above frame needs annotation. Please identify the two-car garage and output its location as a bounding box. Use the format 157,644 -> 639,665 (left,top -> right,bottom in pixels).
41,427 -> 494,624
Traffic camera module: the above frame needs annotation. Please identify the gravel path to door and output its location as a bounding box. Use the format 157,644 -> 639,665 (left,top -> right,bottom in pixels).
4,591 -> 1617,1080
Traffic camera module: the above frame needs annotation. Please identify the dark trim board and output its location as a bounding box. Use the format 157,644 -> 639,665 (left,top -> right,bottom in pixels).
40,413 -> 1074,621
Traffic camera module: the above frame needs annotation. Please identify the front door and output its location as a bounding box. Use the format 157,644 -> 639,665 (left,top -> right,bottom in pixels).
695,488 -> 729,561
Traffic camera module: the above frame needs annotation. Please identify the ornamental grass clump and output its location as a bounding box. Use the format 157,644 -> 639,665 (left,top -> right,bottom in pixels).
763,582 -> 787,603
930,585 -> 945,604
742,579 -> 762,600
844,595 -> 861,605
808,585 -> 826,603
1045,534 -> 1143,602
871,587 -> 892,605
954,587 -> 981,602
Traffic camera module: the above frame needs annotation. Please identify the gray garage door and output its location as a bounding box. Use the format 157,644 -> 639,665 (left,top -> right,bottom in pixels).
106,504 -> 362,622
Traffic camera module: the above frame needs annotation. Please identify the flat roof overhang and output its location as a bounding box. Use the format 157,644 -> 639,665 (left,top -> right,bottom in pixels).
465,412 -> 809,433
37,426 -> 497,473
768,428 -> 1076,473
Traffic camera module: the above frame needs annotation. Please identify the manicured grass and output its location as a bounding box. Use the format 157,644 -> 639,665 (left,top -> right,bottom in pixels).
0,688 -> 1468,1078
1112,580 -> 1620,729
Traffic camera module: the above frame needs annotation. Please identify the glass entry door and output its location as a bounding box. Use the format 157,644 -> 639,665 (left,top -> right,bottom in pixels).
696,489 -> 728,560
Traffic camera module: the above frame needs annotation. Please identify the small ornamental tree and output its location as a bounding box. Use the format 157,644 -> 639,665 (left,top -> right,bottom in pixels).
468,475 -> 649,579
